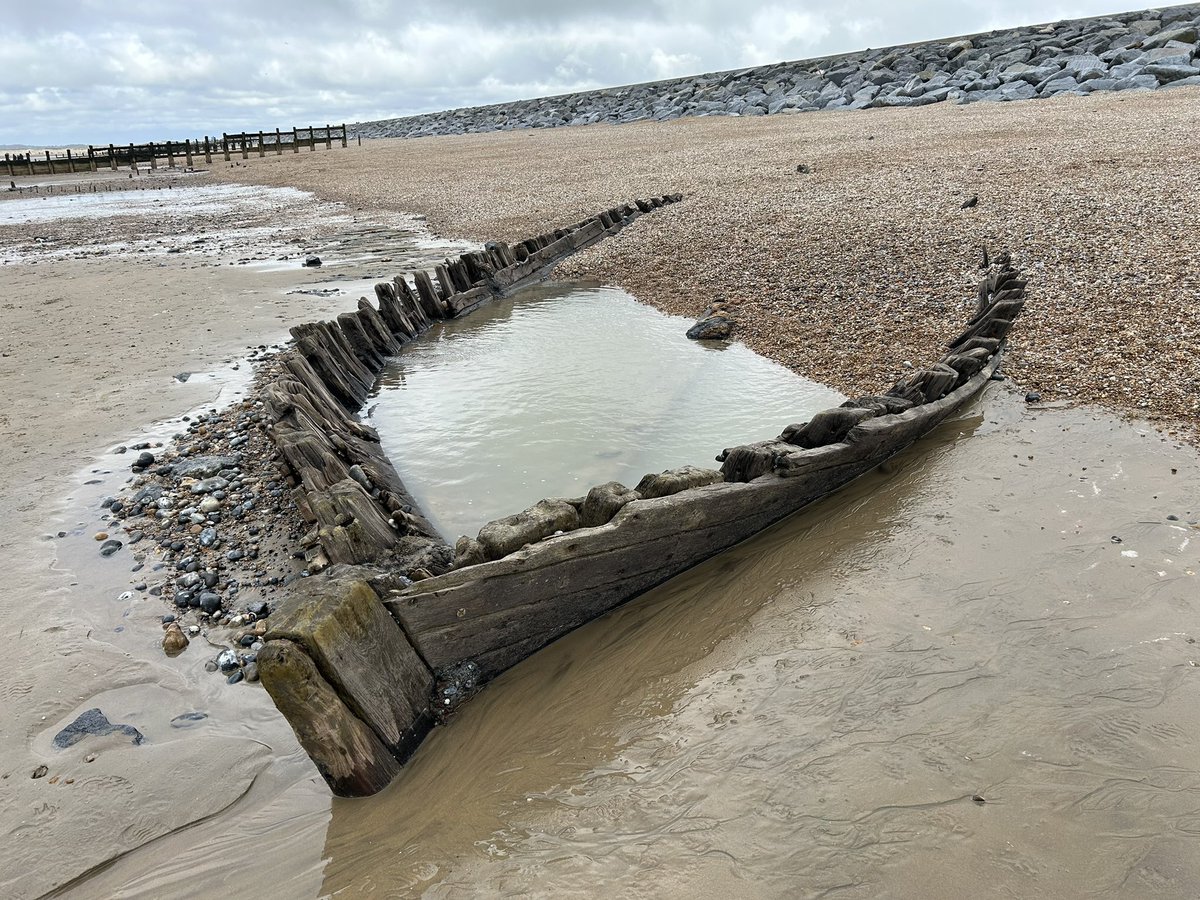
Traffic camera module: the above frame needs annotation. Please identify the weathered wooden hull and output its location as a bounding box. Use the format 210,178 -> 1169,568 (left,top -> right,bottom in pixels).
253,206 -> 1027,797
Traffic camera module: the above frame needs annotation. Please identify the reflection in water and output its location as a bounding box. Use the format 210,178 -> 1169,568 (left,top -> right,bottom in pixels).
368,281 -> 845,539
321,398 -> 1200,899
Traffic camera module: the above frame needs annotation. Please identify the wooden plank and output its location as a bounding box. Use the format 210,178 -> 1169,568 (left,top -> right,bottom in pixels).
413,270 -> 446,319
265,576 -> 434,761
258,639 -> 402,797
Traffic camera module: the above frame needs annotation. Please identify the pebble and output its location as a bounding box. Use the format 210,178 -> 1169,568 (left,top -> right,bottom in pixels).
133,451 -> 155,469
161,623 -> 189,655
198,592 -> 222,614
99,539 -> 123,557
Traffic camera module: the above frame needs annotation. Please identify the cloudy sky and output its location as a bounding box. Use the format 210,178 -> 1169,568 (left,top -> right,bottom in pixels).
3,0 -> 1130,146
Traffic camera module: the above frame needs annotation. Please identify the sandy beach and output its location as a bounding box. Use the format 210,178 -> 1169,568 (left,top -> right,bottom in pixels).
0,89 -> 1197,898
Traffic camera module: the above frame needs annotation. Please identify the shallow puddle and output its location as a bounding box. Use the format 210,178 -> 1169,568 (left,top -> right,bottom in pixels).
369,281 -> 844,538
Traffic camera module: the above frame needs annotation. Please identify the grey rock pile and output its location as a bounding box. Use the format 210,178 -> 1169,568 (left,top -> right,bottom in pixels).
354,5 -> 1200,140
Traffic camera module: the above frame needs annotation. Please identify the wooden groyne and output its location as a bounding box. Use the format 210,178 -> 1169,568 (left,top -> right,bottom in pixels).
252,203 -> 1026,796
4,125 -> 348,177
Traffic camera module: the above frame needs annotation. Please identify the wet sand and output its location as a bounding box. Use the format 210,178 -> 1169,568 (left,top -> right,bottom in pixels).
307,394 -> 1200,899
0,183 -> 468,898
0,105 -> 1197,898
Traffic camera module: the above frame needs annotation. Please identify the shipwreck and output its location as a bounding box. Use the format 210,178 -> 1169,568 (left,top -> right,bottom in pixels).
250,195 -> 1027,795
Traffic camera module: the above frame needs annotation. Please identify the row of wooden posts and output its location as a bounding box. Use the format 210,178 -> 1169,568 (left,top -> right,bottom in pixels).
3,125 -> 349,177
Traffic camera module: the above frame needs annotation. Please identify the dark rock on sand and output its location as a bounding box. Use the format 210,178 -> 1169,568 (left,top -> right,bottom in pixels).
53,708 -> 145,749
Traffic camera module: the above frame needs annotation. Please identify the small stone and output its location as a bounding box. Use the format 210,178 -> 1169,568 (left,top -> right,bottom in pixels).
133,451 -> 155,469
227,670 -> 244,685
961,195 -> 978,209
198,527 -> 218,548
175,372 -> 191,383
161,623 -> 189,656
198,592 -> 222,614
243,662 -> 259,682
1025,391 -> 1042,403
99,539 -> 123,557
303,255 -> 322,267
32,765 -> 48,779
216,649 -> 239,671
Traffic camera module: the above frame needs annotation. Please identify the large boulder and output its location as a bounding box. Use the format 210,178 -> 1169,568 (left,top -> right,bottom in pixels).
686,315 -> 733,340
477,498 -> 580,560
580,481 -> 641,527
780,407 -> 876,449
634,466 -> 722,499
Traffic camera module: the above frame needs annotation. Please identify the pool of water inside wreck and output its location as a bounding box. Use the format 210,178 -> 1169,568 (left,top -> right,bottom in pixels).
367,281 -> 846,539
64,341 -> 1200,898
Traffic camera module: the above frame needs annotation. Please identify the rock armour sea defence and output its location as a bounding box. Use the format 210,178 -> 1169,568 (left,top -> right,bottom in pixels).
353,5 -> 1200,140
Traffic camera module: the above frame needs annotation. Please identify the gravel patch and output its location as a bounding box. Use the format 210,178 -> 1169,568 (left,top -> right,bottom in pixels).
213,87 -> 1200,446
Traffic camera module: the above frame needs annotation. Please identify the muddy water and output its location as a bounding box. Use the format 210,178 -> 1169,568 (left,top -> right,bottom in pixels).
369,282 -> 844,538
309,394 -> 1198,899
